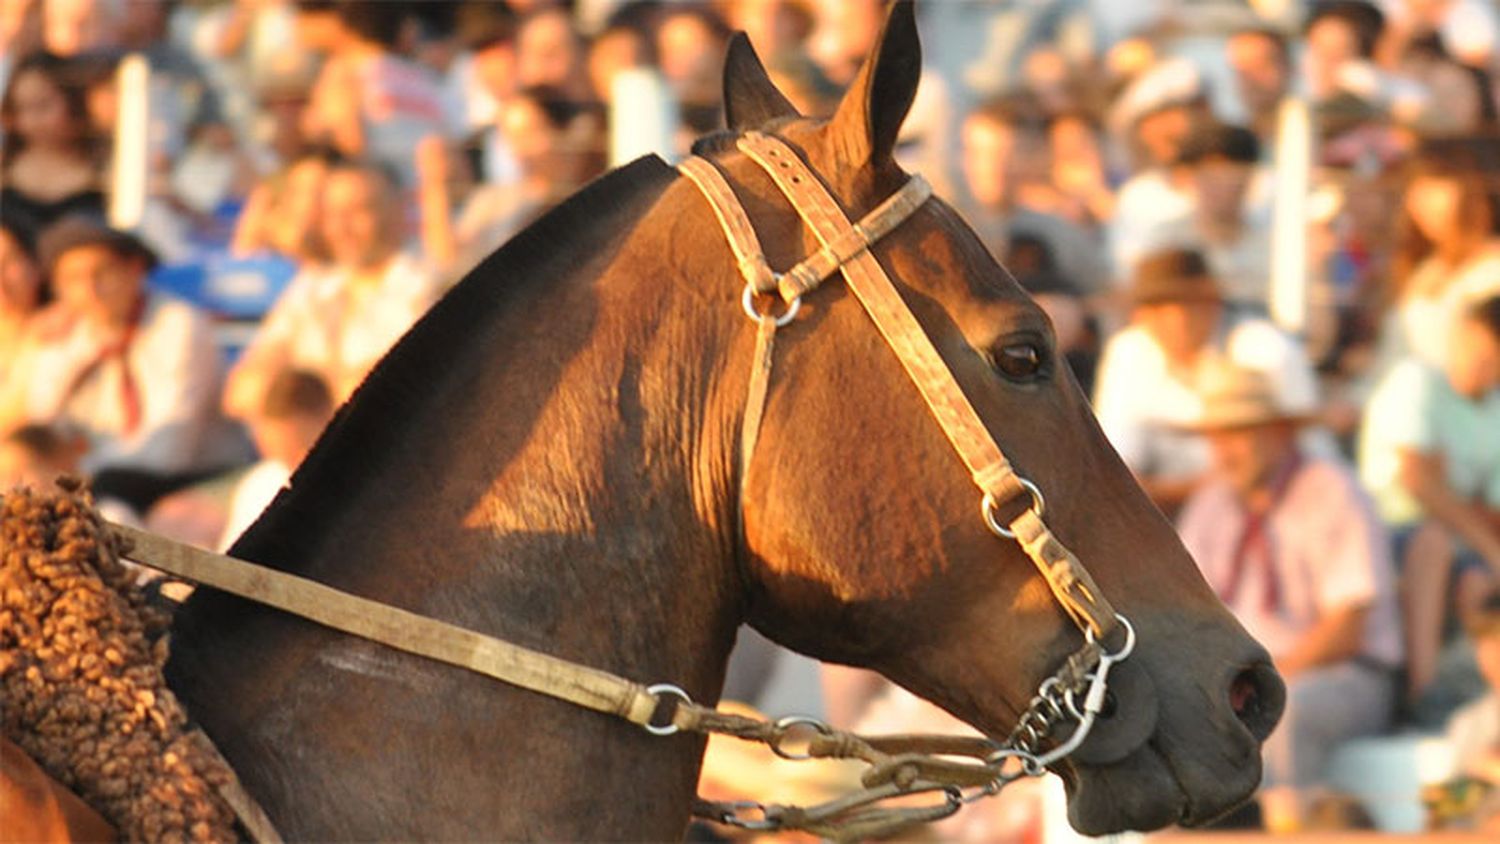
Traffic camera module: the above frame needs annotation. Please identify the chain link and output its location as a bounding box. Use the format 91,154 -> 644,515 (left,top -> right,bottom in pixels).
702,617 -> 1136,835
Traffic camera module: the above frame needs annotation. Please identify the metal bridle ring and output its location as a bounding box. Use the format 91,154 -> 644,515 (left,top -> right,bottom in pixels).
643,683 -> 694,736
1085,613 -> 1137,661
742,283 -> 801,327
980,478 -> 1046,539
769,715 -> 832,760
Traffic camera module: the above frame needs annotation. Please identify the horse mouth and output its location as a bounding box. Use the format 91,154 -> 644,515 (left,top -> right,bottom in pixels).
1057,735 -> 1261,835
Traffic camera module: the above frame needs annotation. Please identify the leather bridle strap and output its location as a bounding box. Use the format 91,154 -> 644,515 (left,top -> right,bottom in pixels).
680,131 -> 1117,642
113,524 -> 665,729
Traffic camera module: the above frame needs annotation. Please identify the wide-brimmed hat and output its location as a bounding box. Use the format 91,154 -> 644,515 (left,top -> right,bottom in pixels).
1130,248 -> 1223,306
1107,57 -> 1206,137
37,215 -> 158,275
1185,363 -> 1314,431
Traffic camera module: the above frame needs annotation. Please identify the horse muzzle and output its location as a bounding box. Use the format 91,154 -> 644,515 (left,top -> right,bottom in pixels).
1060,646 -> 1286,834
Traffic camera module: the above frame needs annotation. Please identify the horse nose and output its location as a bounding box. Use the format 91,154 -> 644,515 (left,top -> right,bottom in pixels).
1227,660 -> 1285,742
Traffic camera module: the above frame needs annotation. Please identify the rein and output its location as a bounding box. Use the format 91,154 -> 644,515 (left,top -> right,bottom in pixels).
106,134 -> 1138,842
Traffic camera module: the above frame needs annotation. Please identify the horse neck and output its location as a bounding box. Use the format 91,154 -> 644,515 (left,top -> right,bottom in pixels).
167,160 -> 757,837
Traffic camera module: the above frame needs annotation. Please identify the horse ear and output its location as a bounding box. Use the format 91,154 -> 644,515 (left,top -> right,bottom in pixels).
723,32 -> 800,131
830,0 -> 921,164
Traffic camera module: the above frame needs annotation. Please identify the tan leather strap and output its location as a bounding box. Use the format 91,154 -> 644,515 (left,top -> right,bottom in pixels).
677,131 -> 1119,641
734,132 -> 1028,510
113,524 -> 663,728
677,156 -> 778,295
1009,510 -> 1115,642
740,314 -> 778,504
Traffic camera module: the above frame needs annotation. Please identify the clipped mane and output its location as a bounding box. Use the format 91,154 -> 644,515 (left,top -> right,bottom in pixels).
225,155 -> 679,574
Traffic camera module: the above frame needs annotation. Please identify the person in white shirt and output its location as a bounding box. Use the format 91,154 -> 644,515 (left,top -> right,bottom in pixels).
225,158 -> 442,421
24,218 -> 233,505
219,367 -> 334,552
1092,248 -> 1327,514
1136,123 -> 1274,312
1105,57 -> 1210,282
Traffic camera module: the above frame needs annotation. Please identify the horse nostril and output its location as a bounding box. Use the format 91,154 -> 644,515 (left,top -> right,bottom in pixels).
1228,662 -> 1285,742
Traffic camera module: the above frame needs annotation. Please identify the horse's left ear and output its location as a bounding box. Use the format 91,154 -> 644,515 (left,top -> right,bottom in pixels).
723,32 -> 800,130
830,0 -> 921,164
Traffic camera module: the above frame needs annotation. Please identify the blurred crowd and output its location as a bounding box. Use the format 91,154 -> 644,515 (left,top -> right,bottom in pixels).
3,0 -> 1500,835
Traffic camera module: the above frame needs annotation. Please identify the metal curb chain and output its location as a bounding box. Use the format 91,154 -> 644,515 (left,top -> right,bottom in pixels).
656,616 -> 1136,840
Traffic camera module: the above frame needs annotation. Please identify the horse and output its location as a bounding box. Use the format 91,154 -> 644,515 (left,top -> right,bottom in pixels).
164,3 -> 1284,838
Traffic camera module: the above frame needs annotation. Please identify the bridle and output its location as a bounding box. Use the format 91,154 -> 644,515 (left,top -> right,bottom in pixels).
668,131 -> 1139,832
107,133 -> 1139,842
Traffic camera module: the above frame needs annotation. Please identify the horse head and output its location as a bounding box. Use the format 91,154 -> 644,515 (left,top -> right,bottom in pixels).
704,2 -> 1285,832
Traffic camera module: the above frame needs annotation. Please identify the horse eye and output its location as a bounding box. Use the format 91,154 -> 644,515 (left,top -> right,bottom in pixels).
993,343 -> 1043,380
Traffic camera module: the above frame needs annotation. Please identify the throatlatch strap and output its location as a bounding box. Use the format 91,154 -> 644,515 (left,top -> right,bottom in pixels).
113,525 -> 663,727
732,131 -> 1117,640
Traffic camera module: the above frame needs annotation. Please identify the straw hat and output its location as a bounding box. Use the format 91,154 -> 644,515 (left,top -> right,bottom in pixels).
1187,364 -> 1313,431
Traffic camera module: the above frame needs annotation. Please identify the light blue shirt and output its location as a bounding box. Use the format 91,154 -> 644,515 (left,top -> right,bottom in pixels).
1359,359 -> 1500,526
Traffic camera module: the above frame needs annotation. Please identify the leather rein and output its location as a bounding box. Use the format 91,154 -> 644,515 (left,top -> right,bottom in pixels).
108,132 -> 1136,842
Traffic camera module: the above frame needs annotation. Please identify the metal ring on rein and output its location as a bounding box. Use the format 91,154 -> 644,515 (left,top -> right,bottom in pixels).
770,715 -> 833,760
980,478 -> 1045,539
643,683 -> 693,736
741,282 -> 801,327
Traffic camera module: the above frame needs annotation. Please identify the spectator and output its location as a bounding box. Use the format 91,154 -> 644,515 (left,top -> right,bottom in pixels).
1430,592 -> 1500,832
218,367 -> 333,551
23,217 -> 233,509
1371,137 -> 1500,378
0,215 -> 48,430
1386,0 -> 1500,72
230,144 -> 334,263
1092,249 -> 1325,513
721,0 -> 814,61
41,0 -> 119,56
225,158 -> 440,418
654,5 -> 730,116
419,87 -> 592,276
296,0 -> 446,188
959,95 -> 1107,295
587,22 -> 653,105
1046,110 -> 1116,227
1177,362 -> 1401,832
514,5 -> 590,103
1227,26 -> 1292,146
0,0 -> 43,93
241,50 -> 320,177
0,50 -> 106,245
1390,32 -> 1492,135
0,422 -> 83,491
1106,56 -> 1212,281
445,1 -> 521,189
1305,0 -> 1458,135
1359,295 -> 1500,701
1140,122 -> 1274,312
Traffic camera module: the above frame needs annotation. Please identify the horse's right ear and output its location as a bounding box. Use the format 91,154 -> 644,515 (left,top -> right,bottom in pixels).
722,32 -> 800,131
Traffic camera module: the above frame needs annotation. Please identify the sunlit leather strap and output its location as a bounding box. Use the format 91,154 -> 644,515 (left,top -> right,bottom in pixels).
679,131 -> 1118,641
